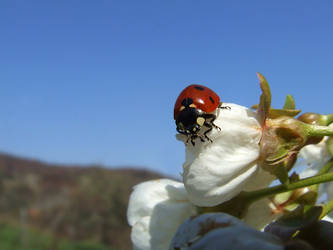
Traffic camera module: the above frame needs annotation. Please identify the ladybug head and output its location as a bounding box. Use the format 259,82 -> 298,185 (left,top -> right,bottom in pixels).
175,107 -> 205,136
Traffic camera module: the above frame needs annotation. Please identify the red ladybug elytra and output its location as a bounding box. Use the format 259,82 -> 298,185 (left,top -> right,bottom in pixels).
174,84 -> 225,146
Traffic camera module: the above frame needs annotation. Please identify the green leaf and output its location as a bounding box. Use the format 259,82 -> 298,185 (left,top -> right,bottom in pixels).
283,94 -> 296,110
257,73 -> 271,126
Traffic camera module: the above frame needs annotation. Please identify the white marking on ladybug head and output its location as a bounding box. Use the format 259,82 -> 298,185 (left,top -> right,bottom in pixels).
189,104 -> 197,108
180,106 -> 185,111
196,117 -> 205,126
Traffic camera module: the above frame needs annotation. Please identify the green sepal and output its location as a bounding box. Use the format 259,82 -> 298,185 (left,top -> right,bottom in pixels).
251,104 -> 259,109
251,105 -> 301,119
263,162 -> 289,184
258,111 -> 321,182
283,94 -> 296,110
260,122 -> 303,183
257,72 -> 271,126
269,108 -> 301,118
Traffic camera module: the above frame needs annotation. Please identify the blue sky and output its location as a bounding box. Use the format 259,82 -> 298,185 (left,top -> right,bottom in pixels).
1,0 -> 333,176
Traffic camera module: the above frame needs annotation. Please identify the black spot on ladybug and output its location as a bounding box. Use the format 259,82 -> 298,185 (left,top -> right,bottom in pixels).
209,96 -> 215,104
194,86 -> 205,91
181,98 -> 193,106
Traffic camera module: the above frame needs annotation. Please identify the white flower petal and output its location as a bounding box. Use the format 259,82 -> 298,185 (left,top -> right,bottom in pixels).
299,167 -> 319,179
131,217 -> 151,250
298,125 -> 333,222
299,140 -> 330,167
181,103 -> 264,206
127,179 -> 189,226
243,198 -> 279,230
127,179 -> 196,250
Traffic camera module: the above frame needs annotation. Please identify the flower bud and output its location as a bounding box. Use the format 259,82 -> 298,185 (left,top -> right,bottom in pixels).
298,113 -> 325,145
298,113 -> 325,125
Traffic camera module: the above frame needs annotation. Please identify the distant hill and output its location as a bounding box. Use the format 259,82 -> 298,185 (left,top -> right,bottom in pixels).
0,153 -> 168,250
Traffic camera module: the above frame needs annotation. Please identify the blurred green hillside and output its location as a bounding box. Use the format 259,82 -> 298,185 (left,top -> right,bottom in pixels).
0,153 -> 166,250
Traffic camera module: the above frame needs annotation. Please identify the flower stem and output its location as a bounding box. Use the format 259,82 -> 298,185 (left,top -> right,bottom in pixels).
307,124 -> 333,137
243,172 -> 333,203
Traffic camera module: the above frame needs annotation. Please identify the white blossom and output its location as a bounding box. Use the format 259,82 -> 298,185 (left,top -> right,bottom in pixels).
169,213 -> 284,250
299,125 -> 333,220
299,138 -> 331,170
177,103 -> 274,206
127,179 -> 196,250
127,178 -> 279,250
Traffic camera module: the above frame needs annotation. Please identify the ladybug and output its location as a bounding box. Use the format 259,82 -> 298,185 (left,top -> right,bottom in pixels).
174,84 -> 227,146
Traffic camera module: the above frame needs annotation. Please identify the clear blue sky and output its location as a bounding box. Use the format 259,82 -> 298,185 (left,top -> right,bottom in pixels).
1,0 -> 332,176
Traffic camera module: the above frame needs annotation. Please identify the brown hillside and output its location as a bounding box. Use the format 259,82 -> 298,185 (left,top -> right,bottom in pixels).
0,153 -> 167,250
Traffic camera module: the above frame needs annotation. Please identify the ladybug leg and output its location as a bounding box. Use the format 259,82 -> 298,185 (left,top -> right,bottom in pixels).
218,102 -> 231,110
204,127 -> 213,142
198,134 -> 205,142
185,135 -> 196,146
177,127 -> 186,135
177,127 -> 195,145
191,139 -> 195,146
203,127 -> 213,143
221,106 -> 231,110
185,134 -> 198,146
192,134 -> 206,145
190,135 -> 197,146
211,122 -> 221,131
202,113 -> 221,131
187,134 -> 205,146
